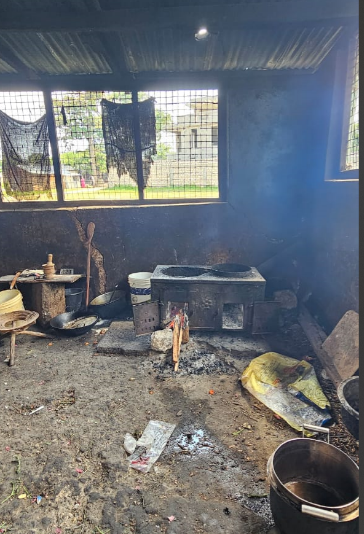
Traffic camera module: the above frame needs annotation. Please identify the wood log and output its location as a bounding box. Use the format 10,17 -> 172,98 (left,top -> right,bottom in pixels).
182,325 -> 190,344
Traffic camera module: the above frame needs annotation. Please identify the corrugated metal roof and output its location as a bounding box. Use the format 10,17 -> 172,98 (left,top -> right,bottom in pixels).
0,0 -> 348,76
0,25 -> 342,76
0,58 -> 16,74
0,32 -> 112,75
120,26 -> 342,72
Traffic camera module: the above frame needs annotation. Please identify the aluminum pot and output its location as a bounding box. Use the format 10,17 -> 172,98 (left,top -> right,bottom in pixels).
268,428 -> 359,534
338,377 -> 359,440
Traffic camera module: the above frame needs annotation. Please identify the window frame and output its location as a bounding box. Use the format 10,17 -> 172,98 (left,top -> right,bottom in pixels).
325,37 -> 359,182
0,83 -> 228,209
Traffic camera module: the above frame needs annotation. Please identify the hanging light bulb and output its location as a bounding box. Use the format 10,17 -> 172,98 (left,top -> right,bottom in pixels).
195,27 -> 209,41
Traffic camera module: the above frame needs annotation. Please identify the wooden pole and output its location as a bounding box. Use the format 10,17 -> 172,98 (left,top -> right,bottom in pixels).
9,332 -> 16,366
85,222 -> 95,308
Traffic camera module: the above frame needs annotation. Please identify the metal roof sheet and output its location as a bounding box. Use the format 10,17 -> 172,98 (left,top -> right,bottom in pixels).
120,26 -> 342,72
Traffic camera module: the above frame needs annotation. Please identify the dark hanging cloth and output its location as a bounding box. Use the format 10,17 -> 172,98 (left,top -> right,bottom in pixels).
101,98 -> 156,187
0,110 -> 52,198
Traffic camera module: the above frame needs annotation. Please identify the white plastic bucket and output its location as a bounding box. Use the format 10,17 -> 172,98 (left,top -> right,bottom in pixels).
128,272 -> 153,305
0,289 -> 25,314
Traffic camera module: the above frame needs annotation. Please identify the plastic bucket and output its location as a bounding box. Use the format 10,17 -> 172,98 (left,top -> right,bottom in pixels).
65,288 -> 84,312
128,272 -> 153,305
0,289 -> 24,314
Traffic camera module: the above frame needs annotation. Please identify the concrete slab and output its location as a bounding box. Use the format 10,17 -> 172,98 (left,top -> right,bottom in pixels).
191,331 -> 270,356
97,321 -> 151,355
322,310 -> 359,381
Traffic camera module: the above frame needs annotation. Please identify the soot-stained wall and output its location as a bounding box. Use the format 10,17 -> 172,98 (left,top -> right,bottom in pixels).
0,67 -> 357,328
302,57 -> 359,331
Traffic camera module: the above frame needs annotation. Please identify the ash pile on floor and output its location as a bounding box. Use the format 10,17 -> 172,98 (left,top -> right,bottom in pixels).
152,349 -> 237,377
231,493 -> 275,531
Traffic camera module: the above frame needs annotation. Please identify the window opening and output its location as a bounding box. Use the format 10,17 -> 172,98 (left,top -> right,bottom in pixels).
0,91 -> 53,203
344,36 -> 359,171
52,91 -> 137,202
139,90 -> 219,200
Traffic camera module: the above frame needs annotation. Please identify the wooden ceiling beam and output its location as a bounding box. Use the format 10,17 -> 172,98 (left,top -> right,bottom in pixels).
0,2 -> 358,33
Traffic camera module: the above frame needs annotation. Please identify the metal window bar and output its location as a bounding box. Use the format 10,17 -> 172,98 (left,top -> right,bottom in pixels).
345,37 -> 359,171
0,89 -> 221,205
51,90 -> 137,202
0,91 -> 54,203
139,90 -> 219,200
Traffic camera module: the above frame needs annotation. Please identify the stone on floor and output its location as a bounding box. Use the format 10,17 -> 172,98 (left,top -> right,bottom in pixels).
322,310 -> 359,381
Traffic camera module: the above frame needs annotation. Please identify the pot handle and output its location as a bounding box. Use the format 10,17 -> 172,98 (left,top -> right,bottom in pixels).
302,505 -> 339,522
302,424 -> 330,443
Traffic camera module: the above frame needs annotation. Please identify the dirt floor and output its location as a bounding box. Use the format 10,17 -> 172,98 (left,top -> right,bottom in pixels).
0,322 -> 359,534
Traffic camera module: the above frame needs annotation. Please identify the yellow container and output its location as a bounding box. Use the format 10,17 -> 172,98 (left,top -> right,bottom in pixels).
0,289 -> 24,314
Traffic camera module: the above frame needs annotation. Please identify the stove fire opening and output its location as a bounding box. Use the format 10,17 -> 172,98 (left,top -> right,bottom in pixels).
222,303 -> 244,330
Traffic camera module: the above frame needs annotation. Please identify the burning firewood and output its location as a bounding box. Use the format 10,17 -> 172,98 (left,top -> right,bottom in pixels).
169,311 -> 189,372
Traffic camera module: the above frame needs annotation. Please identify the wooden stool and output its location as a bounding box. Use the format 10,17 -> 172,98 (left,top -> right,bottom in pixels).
0,311 -> 47,366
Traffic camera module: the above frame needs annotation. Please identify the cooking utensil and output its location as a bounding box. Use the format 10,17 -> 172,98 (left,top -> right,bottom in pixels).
88,289 -> 127,319
85,222 -> 95,307
10,271 -> 22,289
268,426 -> 359,534
210,263 -> 252,278
338,377 -> 359,439
50,311 -> 99,337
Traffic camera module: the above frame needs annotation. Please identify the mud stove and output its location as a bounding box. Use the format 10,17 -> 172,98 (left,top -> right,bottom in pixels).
149,265 -> 271,333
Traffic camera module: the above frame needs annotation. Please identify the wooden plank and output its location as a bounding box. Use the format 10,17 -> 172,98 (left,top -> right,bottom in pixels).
298,304 -> 342,387
0,3 -> 358,33
0,274 -> 83,284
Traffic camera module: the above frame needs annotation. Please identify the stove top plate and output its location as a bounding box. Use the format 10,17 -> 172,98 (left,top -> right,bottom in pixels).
151,265 -> 266,284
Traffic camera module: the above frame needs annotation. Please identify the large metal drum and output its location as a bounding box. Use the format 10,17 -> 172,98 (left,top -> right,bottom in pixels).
268,438 -> 359,534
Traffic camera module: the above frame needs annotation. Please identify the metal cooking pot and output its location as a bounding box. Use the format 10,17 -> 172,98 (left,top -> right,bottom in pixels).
338,377 -> 359,440
50,311 -> 99,337
267,426 -> 359,534
210,263 -> 252,278
88,289 -> 127,319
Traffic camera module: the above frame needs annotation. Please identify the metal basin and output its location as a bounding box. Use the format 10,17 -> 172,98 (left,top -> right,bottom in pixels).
268,438 -> 359,534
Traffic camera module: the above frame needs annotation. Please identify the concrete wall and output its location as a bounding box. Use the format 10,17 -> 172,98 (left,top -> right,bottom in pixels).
0,67 -> 358,327
301,58 -> 359,331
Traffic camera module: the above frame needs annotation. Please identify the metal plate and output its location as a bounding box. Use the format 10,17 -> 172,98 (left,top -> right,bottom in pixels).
132,301 -> 160,336
252,301 -> 280,334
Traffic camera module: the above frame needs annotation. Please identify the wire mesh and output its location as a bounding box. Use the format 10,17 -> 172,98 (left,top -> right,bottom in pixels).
345,36 -> 359,171
0,91 -> 54,202
52,91 -> 137,201
139,90 -> 219,200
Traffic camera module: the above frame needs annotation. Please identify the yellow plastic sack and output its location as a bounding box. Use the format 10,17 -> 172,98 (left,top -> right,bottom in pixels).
241,352 -> 331,433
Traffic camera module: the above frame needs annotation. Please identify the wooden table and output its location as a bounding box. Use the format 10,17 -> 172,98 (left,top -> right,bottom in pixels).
0,274 -> 83,328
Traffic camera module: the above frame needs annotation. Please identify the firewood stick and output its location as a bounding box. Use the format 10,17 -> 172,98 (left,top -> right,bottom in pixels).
17,331 -> 49,338
9,332 -> 16,367
172,322 -> 180,363
182,325 -> 190,344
